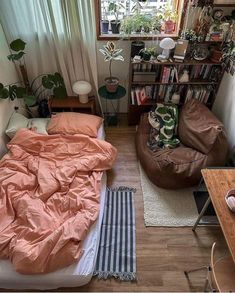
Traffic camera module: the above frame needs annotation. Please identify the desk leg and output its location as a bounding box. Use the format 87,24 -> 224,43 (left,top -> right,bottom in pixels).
192,196 -> 211,232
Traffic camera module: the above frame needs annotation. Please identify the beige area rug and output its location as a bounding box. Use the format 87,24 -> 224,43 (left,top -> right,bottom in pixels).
139,163 -> 199,227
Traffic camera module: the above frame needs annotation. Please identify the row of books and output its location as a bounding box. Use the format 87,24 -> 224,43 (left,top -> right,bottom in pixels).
130,84 -> 213,105
189,65 -> 222,81
161,66 -> 179,83
132,64 -> 222,83
185,85 -> 213,104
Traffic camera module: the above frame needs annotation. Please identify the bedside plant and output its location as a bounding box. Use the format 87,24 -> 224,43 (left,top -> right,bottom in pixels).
99,41 -> 124,93
6,38 -> 67,117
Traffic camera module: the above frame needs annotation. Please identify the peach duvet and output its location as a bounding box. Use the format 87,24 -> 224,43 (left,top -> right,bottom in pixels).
0,129 -> 117,274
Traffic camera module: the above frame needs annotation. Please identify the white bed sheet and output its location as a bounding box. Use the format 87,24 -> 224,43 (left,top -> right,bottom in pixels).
0,124 -> 106,290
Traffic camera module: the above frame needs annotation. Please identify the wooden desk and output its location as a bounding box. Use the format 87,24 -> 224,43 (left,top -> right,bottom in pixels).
48,96 -> 96,114
193,168 -> 235,261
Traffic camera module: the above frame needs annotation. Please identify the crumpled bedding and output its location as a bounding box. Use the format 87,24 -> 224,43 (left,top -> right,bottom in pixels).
0,129 -> 117,274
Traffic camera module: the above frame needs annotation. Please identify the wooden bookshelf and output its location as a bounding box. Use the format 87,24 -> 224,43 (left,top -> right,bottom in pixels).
128,58 -> 224,125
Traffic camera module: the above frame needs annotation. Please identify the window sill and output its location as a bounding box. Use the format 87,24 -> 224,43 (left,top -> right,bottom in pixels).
97,33 -> 179,41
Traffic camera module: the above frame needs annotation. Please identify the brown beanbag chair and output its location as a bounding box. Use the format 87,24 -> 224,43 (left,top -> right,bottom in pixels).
136,100 -> 229,189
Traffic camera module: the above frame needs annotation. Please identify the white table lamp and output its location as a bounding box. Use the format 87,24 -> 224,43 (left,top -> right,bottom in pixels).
72,81 -> 92,104
158,38 -> 175,60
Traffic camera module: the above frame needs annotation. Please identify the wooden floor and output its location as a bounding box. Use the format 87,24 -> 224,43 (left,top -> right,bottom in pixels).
66,122 -> 226,292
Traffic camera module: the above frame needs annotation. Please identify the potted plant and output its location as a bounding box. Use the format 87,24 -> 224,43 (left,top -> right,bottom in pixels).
99,41 -> 124,93
140,47 -> 156,61
6,38 -> 67,116
108,1 -> 124,34
100,6 -> 109,34
162,5 -> 178,34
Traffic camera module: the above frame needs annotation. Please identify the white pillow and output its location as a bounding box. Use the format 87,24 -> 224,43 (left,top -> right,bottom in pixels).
28,118 -> 50,135
6,113 -> 50,139
5,112 -> 28,139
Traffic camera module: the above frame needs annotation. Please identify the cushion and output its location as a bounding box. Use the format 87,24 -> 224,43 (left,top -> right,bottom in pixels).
28,118 -> 49,135
178,99 -> 224,154
6,113 -> 50,139
47,112 -> 103,137
5,113 -> 28,139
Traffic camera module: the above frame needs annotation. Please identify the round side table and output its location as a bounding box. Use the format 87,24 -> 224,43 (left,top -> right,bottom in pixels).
98,85 -> 126,126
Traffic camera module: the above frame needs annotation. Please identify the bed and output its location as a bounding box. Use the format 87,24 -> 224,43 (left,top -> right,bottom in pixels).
0,115 -> 114,290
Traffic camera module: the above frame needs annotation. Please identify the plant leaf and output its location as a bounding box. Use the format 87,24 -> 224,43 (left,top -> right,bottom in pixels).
0,83 -> 3,90
15,87 -> 26,98
10,39 -> 26,52
53,86 -> 67,99
0,88 -> 9,99
23,94 -> 37,107
42,76 -> 54,89
7,51 -> 25,61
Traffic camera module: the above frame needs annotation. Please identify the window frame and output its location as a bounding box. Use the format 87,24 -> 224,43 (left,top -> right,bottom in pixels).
94,0 -> 187,41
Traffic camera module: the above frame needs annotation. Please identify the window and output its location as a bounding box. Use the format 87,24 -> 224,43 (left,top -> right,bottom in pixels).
95,0 -> 184,40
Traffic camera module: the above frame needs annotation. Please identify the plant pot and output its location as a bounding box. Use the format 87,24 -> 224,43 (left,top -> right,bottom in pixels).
101,20 -> 109,34
210,49 -> 222,62
105,77 -> 119,93
142,52 -> 151,61
131,41 -> 145,58
110,21 -> 120,34
164,20 -> 175,34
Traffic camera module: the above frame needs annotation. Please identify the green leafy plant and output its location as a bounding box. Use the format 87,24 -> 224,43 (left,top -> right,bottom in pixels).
99,41 -> 124,80
108,1 -> 125,23
162,4 -> 178,22
3,38 -> 67,115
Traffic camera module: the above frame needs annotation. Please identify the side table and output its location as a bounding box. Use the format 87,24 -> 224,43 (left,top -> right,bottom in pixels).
98,85 -> 126,126
48,96 -> 96,115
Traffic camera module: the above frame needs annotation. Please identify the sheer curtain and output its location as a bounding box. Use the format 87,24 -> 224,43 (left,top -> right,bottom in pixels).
0,0 -> 102,113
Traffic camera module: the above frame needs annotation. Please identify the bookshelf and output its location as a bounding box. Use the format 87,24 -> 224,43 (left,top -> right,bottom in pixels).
128,58 -> 224,125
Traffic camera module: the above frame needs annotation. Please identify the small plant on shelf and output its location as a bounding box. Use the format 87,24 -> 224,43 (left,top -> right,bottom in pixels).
140,47 -> 156,61
161,4 -> 178,34
99,41 -> 124,93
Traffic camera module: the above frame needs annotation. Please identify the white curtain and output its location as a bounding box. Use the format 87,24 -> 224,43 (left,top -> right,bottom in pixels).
0,0 -> 102,112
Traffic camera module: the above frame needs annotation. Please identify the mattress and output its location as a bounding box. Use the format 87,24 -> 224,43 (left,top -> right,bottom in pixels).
0,124 -> 106,290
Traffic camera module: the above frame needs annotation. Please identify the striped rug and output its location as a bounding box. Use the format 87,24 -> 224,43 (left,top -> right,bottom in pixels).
93,187 -> 137,281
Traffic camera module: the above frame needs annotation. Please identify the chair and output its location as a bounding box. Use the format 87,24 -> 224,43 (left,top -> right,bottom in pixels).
136,99 -> 229,189
184,242 -> 235,292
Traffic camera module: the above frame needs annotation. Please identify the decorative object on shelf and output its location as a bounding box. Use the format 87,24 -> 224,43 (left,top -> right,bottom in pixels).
4,38 -> 67,117
99,41 -> 124,93
157,38 -> 175,61
210,47 -> 222,62
131,41 -> 145,58
181,29 -> 198,42
72,81 -> 92,104
171,92 -> 181,104
108,1 -> 125,34
179,69 -> 189,82
193,45 -> 209,60
173,39 -> 189,62
140,47 -> 156,61
195,6 -> 213,42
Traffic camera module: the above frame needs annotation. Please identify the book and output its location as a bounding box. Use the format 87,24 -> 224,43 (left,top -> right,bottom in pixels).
140,87 -> 148,104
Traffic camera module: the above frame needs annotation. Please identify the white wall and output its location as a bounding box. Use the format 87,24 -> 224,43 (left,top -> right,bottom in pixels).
213,73 -> 235,149
0,23 -> 19,157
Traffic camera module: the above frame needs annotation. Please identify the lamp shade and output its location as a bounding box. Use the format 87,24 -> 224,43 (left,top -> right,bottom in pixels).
72,81 -> 92,103
159,38 -> 175,50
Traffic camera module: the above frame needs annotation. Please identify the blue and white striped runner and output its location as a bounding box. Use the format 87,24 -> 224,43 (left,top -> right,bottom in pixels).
94,187 -> 136,281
